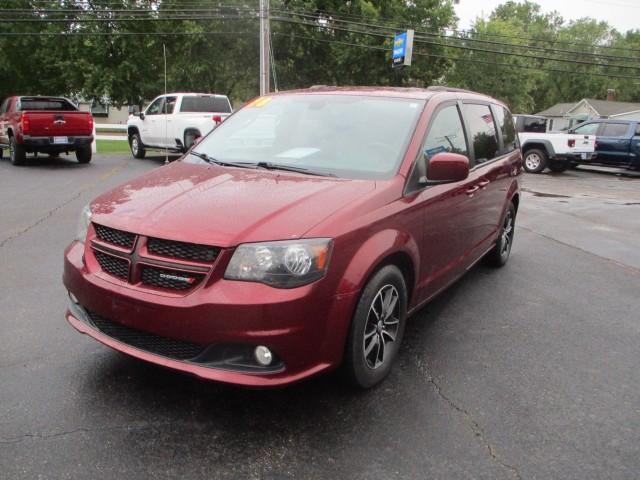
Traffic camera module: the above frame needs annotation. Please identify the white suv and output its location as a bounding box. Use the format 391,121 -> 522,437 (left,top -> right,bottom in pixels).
127,93 -> 232,158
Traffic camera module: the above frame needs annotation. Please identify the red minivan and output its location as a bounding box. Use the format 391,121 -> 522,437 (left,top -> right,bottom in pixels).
63,87 -> 522,388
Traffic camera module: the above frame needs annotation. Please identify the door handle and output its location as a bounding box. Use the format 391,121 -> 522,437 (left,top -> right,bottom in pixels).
465,185 -> 480,196
478,180 -> 490,188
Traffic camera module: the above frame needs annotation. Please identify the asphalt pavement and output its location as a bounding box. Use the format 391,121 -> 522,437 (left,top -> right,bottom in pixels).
1,154 -> 639,479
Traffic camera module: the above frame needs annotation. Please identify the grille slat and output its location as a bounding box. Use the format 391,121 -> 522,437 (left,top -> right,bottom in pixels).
94,224 -> 136,250
94,250 -> 129,279
147,237 -> 219,262
141,266 -> 205,290
86,310 -> 206,360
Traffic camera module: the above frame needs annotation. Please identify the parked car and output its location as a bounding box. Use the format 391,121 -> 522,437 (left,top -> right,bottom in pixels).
568,119 -> 640,170
127,93 -> 232,158
513,114 -> 596,173
0,96 -> 94,165
64,86 -> 522,388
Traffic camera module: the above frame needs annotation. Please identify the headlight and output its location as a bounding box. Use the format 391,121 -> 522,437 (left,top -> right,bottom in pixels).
76,204 -> 92,243
225,239 -> 332,288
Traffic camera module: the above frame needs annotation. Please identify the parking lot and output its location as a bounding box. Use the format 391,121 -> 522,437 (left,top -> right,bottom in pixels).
1,154 -> 639,479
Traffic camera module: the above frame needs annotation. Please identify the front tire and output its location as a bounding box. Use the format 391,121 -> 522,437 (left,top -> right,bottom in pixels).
343,265 -> 408,389
9,136 -> 26,166
485,203 -> 516,268
129,132 -> 146,159
523,148 -> 547,173
184,130 -> 201,152
75,145 -> 92,164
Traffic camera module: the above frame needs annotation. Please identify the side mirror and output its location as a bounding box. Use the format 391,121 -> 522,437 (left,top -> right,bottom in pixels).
425,152 -> 469,183
139,112 -> 145,120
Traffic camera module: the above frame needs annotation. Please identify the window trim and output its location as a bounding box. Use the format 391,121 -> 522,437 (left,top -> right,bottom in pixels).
404,100 -> 469,196
460,100 -> 500,167
145,96 -> 165,116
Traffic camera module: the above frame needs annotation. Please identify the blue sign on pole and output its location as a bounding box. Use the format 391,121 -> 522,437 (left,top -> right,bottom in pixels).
392,30 -> 414,68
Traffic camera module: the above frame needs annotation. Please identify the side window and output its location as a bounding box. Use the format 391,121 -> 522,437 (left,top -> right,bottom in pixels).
494,106 -> 517,154
146,97 -> 164,115
573,123 -> 599,135
463,104 -> 499,163
163,96 -> 177,114
423,105 -> 468,160
0,98 -> 8,114
522,117 -> 547,133
600,123 -> 628,137
635,124 -> 640,136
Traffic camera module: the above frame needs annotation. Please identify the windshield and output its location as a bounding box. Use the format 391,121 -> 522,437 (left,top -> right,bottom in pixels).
187,94 -> 424,179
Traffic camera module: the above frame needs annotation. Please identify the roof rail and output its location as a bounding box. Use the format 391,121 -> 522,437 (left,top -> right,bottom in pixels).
426,86 -> 474,94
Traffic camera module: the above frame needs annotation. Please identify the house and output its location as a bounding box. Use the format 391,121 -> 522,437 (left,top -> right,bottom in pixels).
77,100 -> 129,125
537,97 -> 640,131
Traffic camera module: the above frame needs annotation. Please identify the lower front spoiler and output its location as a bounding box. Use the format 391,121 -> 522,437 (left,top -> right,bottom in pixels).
66,307 -> 333,388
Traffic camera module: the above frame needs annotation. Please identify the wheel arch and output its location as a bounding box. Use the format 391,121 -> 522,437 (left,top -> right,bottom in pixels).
337,229 -> 420,307
521,140 -> 554,158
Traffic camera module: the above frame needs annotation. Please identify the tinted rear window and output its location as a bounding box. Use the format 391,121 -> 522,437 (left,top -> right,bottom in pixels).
19,98 -> 77,111
495,106 -> 517,154
463,104 -> 499,163
180,96 -> 231,113
518,116 -> 547,133
600,123 -> 628,137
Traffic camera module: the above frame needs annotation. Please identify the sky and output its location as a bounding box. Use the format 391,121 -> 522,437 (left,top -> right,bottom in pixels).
455,0 -> 640,33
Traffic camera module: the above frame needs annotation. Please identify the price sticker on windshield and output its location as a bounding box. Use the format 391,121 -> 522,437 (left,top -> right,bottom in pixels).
247,96 -> 273,108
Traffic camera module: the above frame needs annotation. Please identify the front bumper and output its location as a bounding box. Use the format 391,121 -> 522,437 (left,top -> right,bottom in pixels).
63,241 -> 358,387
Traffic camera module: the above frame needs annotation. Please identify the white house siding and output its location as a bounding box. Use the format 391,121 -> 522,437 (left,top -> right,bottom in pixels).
613,111 -> 640,121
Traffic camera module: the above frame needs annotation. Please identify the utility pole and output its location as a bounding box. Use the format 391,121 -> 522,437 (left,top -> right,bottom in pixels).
259,0 -> 270,95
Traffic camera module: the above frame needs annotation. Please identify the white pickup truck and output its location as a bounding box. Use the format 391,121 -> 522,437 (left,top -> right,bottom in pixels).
127,93 -> 232,158
514,114 -> 596,173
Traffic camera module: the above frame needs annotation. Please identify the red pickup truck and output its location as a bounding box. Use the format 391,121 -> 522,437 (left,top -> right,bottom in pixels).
0,96 -> 94,165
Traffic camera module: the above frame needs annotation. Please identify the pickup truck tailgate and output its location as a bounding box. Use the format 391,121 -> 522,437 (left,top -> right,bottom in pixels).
23,111 -> 93,136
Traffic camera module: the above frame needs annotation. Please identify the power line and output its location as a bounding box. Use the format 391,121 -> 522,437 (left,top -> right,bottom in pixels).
270,8 -> 640,62
271,5 -> 640,55
271,16 -> 640,73
272,32 -> 640,81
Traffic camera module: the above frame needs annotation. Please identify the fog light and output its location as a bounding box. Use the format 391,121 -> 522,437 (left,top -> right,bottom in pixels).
68,291 -> 79,304
254,345 -> 273,366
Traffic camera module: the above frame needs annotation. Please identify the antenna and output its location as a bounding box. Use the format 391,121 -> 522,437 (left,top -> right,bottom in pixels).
164,43 -> 169,165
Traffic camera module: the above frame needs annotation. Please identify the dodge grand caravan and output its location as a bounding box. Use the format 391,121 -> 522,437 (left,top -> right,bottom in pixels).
63,86 -> 522,388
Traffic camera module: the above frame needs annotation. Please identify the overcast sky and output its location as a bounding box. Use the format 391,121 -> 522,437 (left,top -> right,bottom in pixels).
455,0 -> 640,33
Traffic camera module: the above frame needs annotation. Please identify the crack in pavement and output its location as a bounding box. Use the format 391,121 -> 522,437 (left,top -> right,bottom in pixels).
0,422 -> 175,445
0,160 -> 130,249
413,355 -> 523,480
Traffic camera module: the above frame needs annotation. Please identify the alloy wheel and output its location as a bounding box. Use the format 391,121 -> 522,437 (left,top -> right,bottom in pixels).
131,137 -> 139,155
363,284 -> 400,369
525,153 -> 541,171
501,211 -> 514,257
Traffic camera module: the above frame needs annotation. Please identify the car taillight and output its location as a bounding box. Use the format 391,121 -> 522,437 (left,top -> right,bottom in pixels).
212,115 -> 222,123
21,113 -> 30,134
88,115 -> 94,132
568,139 -> 575,147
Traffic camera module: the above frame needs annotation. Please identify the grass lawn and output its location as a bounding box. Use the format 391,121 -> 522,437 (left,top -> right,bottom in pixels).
96,139 -> 130,154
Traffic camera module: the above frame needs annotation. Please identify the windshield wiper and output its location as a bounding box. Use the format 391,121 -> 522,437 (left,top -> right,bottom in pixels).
254,161 -> 336,177
188,151 -> 255,169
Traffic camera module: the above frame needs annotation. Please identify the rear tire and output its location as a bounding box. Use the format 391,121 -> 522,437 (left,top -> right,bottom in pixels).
523,148 -> 547,173
0,146 -> 3,159
485,203 -> 516,268
342,265 -> 407,389
9,135 -> 26,166
548,160 -> 569,173
76,145 -> 92,164
184,130 -> 201,152
129,132 -> 146,159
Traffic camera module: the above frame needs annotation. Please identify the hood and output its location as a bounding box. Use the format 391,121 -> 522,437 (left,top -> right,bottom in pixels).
91,161 -> 375,247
